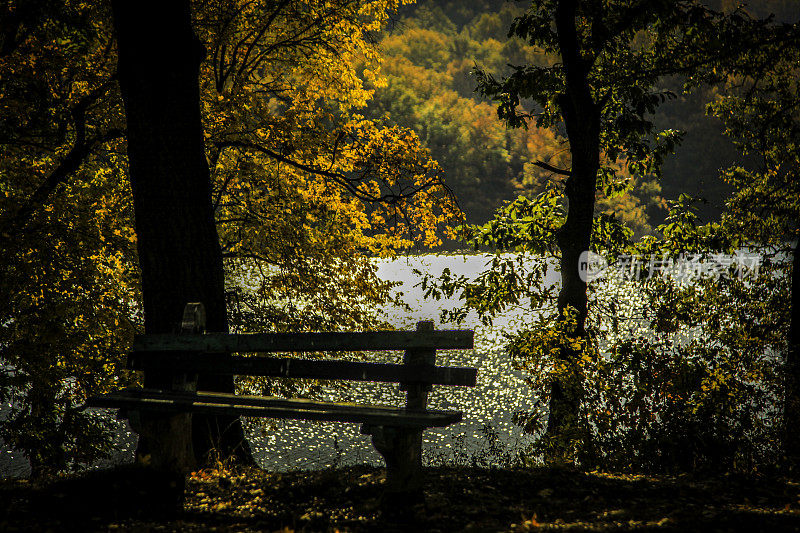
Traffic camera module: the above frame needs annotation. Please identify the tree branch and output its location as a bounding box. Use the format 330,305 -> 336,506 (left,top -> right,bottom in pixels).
0,127 -> 124,242
215,140 -> 441,204
533,160 -> 571,176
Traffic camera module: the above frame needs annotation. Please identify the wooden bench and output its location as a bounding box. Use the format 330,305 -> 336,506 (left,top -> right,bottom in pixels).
87,303 -> 476,499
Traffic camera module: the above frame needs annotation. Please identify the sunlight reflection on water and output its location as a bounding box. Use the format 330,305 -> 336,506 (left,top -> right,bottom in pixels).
247,254 -> 557,470
1,254 -> 556,476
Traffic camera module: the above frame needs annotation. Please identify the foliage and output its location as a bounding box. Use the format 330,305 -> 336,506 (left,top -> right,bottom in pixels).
418,190 -> 562,325
372,0 -> 800,232
428,197 -> 789,472
579,248 -> 787,471
581,2 -> 799,467
0,0 -> 459,475
0,1 -> 136,476
420,1 -> 798,470
698,14 -> 800,463
196,0 -> 457,255
193,0 -> 461,402
367,1 -> 662,231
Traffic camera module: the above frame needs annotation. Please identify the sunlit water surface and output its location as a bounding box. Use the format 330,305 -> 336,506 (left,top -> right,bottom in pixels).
1,254 -> 557,477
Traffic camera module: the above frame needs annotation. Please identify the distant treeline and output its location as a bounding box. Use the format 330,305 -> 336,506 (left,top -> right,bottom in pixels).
368,0 -> 797,231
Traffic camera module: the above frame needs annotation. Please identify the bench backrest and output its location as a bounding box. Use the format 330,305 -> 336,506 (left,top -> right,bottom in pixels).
133,330 -> 473,352
128,323 -> 477,387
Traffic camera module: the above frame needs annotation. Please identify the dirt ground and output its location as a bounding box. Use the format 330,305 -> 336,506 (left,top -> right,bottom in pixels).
2,464 -> 800,532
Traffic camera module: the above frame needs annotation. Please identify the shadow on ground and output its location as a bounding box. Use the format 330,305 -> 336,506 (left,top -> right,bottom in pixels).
1,465 -> 799,531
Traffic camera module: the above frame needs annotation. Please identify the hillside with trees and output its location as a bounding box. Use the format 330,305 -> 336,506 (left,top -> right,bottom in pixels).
369,0 -> 797,231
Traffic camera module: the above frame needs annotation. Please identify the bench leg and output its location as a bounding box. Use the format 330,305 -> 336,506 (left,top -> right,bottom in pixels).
366,425 -> 423,501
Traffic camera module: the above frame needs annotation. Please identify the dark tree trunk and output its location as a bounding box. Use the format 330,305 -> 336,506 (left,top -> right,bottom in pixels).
111,0 -> 252,466
785,239 -> 800,468
547,0 -> 601,461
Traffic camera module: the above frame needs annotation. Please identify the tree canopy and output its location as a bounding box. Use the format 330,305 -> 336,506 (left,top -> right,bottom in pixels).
0,0 -> 458,475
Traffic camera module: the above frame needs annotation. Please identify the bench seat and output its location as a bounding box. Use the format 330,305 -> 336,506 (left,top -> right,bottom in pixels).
87,388 -> 463,427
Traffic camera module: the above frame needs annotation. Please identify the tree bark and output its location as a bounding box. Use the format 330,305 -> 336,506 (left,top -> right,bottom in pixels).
111,0 -> 252,466
547,0 -> 601,462
785,239 -> 800,469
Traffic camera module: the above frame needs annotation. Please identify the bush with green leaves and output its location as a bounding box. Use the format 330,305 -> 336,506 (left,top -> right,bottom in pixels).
422,194 -> 789,472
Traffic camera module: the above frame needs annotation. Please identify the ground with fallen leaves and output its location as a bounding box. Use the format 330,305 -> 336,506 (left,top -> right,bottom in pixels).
1,465 -> 799,531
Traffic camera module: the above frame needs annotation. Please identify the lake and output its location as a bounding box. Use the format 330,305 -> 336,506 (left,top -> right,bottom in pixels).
0,253 -> 557,477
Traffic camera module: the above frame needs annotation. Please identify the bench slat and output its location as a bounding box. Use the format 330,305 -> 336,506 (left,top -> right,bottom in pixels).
132,330 -> 474,353
127,353 -> 477,386
87,389 -> 463,428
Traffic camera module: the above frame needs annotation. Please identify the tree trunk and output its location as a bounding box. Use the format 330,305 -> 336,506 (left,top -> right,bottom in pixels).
111,0 -> 252,466
547,0 -> 601,463
785,239 -> 800,469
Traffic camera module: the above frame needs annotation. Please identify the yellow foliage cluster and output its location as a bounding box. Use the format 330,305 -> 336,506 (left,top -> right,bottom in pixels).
196,0 -> 459,264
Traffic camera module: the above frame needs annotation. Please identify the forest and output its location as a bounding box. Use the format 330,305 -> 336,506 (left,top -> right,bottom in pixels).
0,0 -> 799,530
